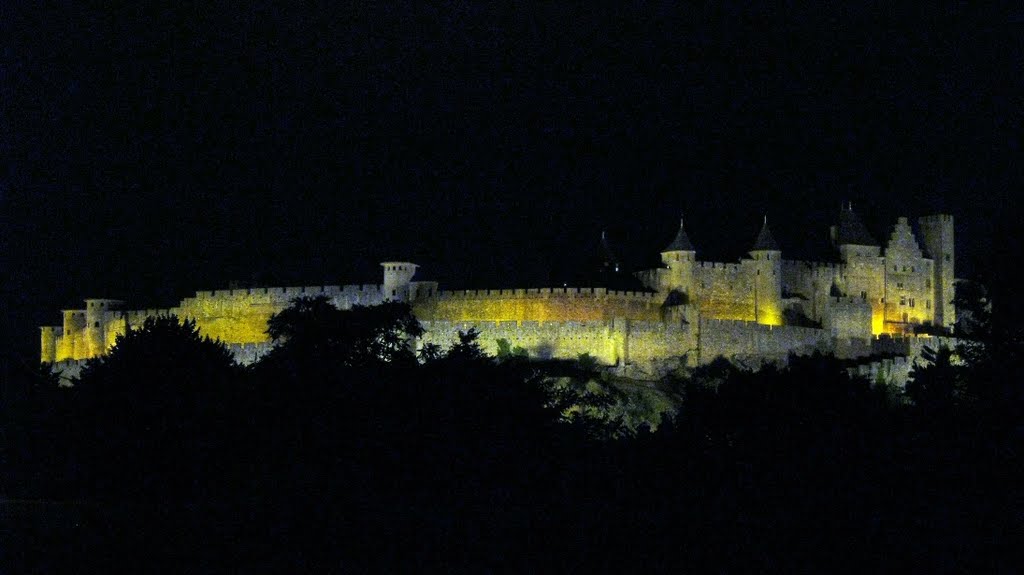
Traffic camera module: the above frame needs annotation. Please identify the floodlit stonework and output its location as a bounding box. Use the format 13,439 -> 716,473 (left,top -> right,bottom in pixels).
41,209 -> 958,382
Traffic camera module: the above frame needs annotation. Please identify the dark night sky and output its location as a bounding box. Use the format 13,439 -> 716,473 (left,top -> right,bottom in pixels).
4,4 -> 1023,361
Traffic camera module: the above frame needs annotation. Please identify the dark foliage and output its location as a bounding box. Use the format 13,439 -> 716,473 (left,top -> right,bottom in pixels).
264,296 -> 424,369
4,300 -> 1021,573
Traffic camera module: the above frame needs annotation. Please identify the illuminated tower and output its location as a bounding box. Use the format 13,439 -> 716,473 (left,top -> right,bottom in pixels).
659,215 -> 697,303
59,309 -> 87,360
381,262 -> 419,302
40,326 -> 59,363
749,217 -> 782,325
918,214 -> 956,330
831,204 -> 884,333
84,299 -> 124,358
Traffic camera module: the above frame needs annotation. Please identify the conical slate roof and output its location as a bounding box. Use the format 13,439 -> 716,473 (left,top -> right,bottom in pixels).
662,216 -> 695,252
836,204 -> 878,246
600,230 -> 621,270
751,217 -> 780,251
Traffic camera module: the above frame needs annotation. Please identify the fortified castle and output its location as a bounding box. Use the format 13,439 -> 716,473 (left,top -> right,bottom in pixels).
42,208 -> 957,382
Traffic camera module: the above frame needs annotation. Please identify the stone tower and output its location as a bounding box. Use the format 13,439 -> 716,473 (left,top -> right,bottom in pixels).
749,217 -> 782,325
381,262 -> 419,302
84,299 -> 124,358
832,203 -> 881,262
59,309 -> 87,361
40,326 -> 59,363
659,215 -> 697,302
918,214 -> 956,330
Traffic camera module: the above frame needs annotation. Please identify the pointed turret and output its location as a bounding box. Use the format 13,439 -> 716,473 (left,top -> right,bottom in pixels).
572,230 -> 650,291
600,230 -> 621,274
662,215 -> 696,253
749,216 -> 782,325
832,203 -> 878,246
832,203 -> 881,262
750,216 -> 780,253
658,214 -> 697,298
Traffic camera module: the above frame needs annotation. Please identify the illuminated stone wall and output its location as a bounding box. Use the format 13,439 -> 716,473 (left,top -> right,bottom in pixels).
781,217 -> 948,337
412,288 -> 661,324
418,318 -> 695,368
42,284 -> 390,362
697,319 -> 833,367
822,296 -> 873,339
40,212 -> 957,373
693,262 -> 758,322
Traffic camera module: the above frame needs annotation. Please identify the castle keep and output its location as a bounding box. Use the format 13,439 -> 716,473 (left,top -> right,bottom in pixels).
41,209 -> 957,380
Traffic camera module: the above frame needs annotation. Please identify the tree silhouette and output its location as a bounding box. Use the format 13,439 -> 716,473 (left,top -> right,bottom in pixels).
264,295 -> 423,369
76,315 -> 239,391
68,315 -> 241,501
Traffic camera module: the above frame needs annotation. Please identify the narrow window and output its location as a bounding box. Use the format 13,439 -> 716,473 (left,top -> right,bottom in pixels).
900,296 -> 906,306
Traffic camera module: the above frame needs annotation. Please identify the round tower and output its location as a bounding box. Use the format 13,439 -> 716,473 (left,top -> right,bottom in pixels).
40,326 -> 58,363
659,215 -> 697,302
381,262 -> 419,302
750,217 -> 783,325
84,299 -> 125,358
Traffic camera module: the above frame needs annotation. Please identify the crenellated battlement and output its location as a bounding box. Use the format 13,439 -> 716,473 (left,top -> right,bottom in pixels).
41,210 -> 958,370
696,261 -> 747,273
192,283 -> 382,300
434,287 -> 657,300
699,317 -> 825,338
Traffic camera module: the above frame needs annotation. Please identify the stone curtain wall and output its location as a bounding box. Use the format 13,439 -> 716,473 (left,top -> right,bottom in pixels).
693,262 -> 757,322
698,319 -> 833,366
413,288 -> 662,324
45,284 -> 386,362
419,318 -> 695,368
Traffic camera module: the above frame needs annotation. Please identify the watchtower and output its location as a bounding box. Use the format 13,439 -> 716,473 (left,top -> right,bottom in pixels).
381,262 -> 419,302
918,214 -> 956,330
749,217 -> 782,325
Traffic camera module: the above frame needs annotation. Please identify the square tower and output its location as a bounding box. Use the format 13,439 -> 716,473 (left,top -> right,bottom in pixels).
917,215 -> 956,330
